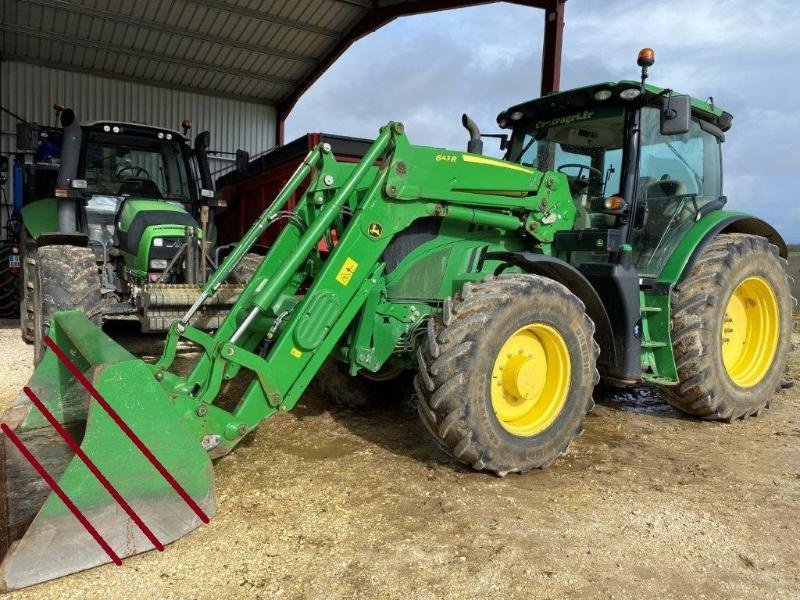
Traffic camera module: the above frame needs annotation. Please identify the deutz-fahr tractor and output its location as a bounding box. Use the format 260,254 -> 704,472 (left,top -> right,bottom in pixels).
6,108 -> 255,361
0,49 -> 792,590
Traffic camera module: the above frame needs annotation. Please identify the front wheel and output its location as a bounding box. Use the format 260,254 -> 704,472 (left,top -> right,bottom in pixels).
415,275 -> 599,475
664,234 -> 793,420
32,245 -> 103,364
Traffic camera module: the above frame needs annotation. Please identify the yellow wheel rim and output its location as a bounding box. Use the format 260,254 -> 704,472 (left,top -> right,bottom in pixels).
490,323 -> 571,437
721,276 -> 780,388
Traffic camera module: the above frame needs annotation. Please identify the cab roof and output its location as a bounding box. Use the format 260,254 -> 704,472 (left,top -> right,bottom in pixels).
499,81 -> 733,133
81,121 -> 188,142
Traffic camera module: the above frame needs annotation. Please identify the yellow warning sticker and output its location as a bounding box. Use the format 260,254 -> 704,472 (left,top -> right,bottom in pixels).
290,347 -> 303,358
335,257 -> 358,286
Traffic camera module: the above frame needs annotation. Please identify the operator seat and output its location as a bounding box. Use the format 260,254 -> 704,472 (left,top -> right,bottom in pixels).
645,174 -> 686,199
118,177 -> 163,199
642,174 -> 689,237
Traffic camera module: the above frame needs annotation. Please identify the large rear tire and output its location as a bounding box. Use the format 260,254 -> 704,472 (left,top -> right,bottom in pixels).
33,245 -> 103,364
415,275 -> 599,475
664,234 -> 793,420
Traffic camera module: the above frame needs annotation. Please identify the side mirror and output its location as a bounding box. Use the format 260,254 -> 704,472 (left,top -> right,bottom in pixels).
660,94 -> 691,135
194,130 -> 211,151
235,149 -> 250,172
15,123 -> 39,152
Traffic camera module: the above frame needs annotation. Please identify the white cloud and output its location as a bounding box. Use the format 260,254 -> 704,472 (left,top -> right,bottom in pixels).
287,0 -> 800,240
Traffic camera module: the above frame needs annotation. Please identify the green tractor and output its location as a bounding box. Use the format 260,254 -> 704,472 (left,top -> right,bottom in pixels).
0,50 -> 792,590
12,109 -> 253,361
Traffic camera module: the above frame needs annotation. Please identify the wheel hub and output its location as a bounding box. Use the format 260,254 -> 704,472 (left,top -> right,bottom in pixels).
491,323 -> 571,437
721,276 -> 780,388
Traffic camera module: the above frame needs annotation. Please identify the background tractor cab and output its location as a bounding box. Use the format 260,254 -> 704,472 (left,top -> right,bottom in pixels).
11,107 -> 245,352
50,110 -> 216,282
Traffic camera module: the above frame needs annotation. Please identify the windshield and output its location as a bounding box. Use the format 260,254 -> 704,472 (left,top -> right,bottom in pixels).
82,131 -> 190,199
508,107 -> 625,231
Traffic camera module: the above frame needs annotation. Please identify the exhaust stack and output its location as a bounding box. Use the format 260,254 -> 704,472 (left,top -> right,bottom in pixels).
462,113 -> 484,155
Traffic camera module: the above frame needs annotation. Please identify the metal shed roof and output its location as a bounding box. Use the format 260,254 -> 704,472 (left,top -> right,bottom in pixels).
1,0 -> 564,142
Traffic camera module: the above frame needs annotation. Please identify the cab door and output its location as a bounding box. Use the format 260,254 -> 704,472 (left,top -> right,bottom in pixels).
630,107 -> 723,278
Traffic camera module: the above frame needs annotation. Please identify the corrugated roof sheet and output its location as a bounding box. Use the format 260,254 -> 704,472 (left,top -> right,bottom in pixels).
1,0 -> 553,106
0,0 -> 369,104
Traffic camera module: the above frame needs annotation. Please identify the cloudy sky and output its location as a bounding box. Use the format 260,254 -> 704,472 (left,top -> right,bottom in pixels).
286,0 -> 800,242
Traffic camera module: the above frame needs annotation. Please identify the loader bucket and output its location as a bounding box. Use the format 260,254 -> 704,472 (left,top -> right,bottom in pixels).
0,311 -> 215,591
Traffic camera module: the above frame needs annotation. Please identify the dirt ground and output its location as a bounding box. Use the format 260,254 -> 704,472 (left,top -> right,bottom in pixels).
0,318 -> 798,599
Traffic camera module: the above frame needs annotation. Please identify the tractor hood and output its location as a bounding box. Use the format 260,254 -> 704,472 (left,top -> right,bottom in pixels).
115,199 -> 199,273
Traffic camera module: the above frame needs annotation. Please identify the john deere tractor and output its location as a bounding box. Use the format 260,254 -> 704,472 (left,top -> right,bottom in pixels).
10,109 -> 253,361
0,50 -> 792,590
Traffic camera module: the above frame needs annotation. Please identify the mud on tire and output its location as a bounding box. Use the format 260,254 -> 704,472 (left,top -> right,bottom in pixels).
663,234 -> 793,421
415,274 -> 599,475
33,245 -> 103,364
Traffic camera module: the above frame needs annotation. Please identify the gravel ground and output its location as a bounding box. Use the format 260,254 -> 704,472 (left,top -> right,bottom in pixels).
0,319 -> 798,599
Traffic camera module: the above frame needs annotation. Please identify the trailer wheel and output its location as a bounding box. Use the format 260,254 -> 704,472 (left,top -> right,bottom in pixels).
226,253 -> 263,284
0,242 -> 20,319
314,359 -> 413,408
33,245 -> 103,364
664,234 -> 793,421
415,275 -> 599,475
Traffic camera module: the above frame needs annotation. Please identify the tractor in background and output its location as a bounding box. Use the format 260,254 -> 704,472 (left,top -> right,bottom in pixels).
4,108 -> 258,361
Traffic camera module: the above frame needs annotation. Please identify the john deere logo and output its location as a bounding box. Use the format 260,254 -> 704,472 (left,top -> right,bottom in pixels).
368,223 -> 383,238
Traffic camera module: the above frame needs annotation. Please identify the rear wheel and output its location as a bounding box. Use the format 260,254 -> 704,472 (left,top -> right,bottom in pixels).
665,234 -> 792,420
20,231 -> 36,341
415,275 -> 599,475
0,242 -> 20,319
33,245 -> 103,364
314,359 -> 413,408
226,253 -> 263,284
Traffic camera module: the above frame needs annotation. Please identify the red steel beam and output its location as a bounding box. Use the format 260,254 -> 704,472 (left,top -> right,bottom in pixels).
275,0 -> 566,145
540,0 -> 566,95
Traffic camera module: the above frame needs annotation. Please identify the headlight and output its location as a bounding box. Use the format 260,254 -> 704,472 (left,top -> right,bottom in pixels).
153,238 -> 163,247
149,259 -> 169,270
620,88 -> 642,101
510,111 -> 524,121
594,89 -> 612,101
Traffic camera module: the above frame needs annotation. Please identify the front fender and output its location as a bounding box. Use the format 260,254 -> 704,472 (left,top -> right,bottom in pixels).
20,198 -> 59,240
658,211 -> 787,286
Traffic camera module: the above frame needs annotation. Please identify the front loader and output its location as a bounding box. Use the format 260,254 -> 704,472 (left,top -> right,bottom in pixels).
0,50 -> 793,590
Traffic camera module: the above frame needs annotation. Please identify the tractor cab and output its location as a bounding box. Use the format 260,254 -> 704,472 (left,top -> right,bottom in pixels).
499,71 -> 731,278
13,109 -> 235,338
76,121 -> 205,277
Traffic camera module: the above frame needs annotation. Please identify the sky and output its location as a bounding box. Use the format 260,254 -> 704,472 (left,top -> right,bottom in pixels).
286,0 -> 800,243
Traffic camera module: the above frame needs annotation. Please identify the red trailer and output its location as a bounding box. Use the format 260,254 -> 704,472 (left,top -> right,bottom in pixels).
215,133 -> 372,249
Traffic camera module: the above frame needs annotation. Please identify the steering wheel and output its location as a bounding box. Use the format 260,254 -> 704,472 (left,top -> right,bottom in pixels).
115,165 -> 151,179
557,163 -> 603,182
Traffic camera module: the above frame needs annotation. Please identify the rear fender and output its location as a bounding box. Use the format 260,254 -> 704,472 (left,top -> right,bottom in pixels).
658,211 -> 787,287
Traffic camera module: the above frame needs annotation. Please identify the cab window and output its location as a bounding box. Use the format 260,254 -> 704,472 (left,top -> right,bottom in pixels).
633,107 -> 723,276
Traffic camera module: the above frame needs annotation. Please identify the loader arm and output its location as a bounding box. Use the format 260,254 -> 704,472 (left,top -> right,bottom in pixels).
151,121 -> 568,457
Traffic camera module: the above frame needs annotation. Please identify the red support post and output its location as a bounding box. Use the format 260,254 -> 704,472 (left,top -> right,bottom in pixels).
540,0 -> 566,96
275,104 -> 286,148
